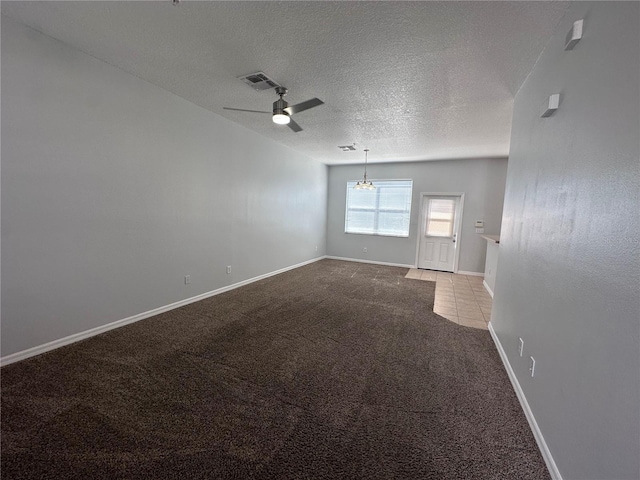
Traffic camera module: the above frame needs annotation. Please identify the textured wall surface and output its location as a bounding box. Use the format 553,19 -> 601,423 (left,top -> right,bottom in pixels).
327,158 -> 508,273
1,17 -> 327,357
491,3 -> 639,479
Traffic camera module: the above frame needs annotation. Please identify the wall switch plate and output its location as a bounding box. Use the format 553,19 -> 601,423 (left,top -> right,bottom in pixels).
226,266 -> 231,274
475,227 -> 485,234
529,356 -> 536,377
363,247 -> 367,253
518,338 -> 524,356
184,275 -> 191,285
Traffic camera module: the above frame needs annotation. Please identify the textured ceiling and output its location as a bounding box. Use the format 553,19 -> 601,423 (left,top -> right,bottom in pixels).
1,1 -> 569,164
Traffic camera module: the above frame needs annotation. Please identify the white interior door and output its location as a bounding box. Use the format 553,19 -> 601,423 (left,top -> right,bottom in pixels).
417,195 -> 462,272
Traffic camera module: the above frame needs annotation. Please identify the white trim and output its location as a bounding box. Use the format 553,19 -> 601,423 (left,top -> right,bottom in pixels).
0,256 -> 326,367
488,322 -> 562,480
453,194 -> 465,273
325,256 -> 414,269
483,279 -> 495,298
457,270 -> 484,277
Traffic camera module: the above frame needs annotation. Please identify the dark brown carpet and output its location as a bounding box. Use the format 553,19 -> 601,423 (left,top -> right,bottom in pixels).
1,259 -> 550,479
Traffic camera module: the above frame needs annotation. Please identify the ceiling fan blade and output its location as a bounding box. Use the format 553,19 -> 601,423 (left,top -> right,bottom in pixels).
287,118 -> 303,133
284,98 -> 324,115
223,107 -> 271,114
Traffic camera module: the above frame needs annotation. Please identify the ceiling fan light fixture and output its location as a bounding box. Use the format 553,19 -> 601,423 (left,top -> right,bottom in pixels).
223,85 -> 322,133
272,111 -> 291,125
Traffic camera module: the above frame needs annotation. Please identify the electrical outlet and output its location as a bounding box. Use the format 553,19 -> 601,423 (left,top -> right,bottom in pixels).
529,357 -> 536,377
184,275 -> 191,285
315,245 -> 318,252
518,338 -> 524,356
363,247 -> 368,253
226,266 -> 231,274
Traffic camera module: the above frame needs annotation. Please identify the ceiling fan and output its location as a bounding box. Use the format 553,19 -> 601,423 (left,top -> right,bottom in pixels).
223,87 -> 324,133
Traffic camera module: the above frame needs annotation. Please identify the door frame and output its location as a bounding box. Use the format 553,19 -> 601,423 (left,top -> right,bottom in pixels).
414,192 -> 465,273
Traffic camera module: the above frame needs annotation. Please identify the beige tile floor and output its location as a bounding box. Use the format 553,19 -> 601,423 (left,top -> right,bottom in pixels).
405,269 -> 492,330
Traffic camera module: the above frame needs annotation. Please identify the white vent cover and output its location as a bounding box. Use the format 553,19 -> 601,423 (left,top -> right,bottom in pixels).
338,145 -> 357,151
238,72 -> 281,91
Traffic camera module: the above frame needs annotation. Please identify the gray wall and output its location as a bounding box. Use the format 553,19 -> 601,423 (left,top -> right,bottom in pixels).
1,17 -> 327,357
483,241 -> 498,296
327,158 -> 508,272
491,3 -> 639,479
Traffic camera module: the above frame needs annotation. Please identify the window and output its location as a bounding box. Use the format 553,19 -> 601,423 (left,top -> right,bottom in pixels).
425,198 -> 455,237
345,180 -> 413,237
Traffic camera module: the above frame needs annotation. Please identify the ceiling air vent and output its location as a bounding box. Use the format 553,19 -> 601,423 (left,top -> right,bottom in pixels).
338,144 -> 357,151
238,72 -> 281,91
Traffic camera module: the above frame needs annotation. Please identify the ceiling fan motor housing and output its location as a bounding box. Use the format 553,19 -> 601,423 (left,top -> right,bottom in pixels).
273,87 -> 289,116
273,97 -> 288,116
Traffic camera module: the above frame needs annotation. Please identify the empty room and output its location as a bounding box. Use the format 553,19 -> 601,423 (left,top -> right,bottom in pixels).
1,2 -> 638,479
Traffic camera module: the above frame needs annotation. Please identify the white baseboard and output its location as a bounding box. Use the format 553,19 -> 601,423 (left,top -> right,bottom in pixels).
0,256 -> 326,367
456,270 -> 484,277
488,322 -> 562,480
483,279 -> 494,298
325,256 -> 414,269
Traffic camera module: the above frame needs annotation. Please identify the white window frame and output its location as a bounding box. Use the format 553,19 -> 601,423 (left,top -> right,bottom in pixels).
344,179 -> 413,237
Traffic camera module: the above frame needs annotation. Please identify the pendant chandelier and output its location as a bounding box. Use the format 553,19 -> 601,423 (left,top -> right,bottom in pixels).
354,148 -> 375,190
